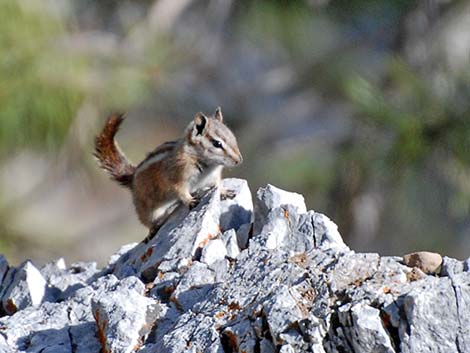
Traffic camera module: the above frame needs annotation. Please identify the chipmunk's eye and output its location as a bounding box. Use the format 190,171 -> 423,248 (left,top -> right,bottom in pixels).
212,139 -> 223,149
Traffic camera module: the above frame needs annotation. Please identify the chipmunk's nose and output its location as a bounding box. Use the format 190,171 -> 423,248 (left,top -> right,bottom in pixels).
235,154 -> 243,165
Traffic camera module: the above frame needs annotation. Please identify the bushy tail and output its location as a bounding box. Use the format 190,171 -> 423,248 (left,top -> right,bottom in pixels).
94,113 -> 135,188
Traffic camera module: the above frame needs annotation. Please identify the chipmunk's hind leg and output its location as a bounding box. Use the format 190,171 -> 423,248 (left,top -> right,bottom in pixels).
142,222 -> 162,244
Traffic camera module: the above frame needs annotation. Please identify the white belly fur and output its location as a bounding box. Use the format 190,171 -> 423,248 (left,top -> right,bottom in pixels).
150,165 -> 222,223
191,165 -> 222,193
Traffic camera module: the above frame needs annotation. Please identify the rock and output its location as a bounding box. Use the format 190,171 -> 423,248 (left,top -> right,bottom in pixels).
219,178 -> 253,232
1,261 -> 47,315
221,229 -> 240,259
440,256 -> 465,276
201,238 -> 227,266
263,285 -> 306,345
259,338 -> 276,353
152,312 -> 224,353
41,260 -> 98,301
399,276 -> 461,352
222,321 -> 258,353
236,222 -> 252,249
0,302 -> 73,351
0,255 -> 9,284
464,257 -> 470,272
310,211 -> 348,251
403,251 -> 443,274
329,252 -> 381,293
0,288 -> 101,352
108,242 -> 139,267
254,184 -> 307,234
171,262 -> 215,311
259,206 -> 294,251
91,276 -> 161,353
339,302 -> 395,353
280,345 -> 297,353
150,270 -> 179,302
112,187 -> 221,282
0,179 -> 468,353
451,272 -> 470,352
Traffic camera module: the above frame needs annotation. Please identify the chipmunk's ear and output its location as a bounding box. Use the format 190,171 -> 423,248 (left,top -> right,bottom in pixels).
193,113 -> 208,136
214,107 -> 223,122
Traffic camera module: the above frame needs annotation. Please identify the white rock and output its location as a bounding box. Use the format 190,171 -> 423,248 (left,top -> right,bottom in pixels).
40,260 -> 98,302
201,239 -> 227,266
222,229 -> 240,259
92,276 -> 161,353
260,184 -> 307,213
311,211 -> 348,250
254,184 -> 307,234
171,262 -> 216,311
220,178 -> 253,231
0,179 -> 467,353
263,209 -> 291,250
108,242 -> 139,266
263,286 -> 305,345
1,261 -> 46,314
279,344 -> 296,353
112,187 -> 221,281
399,275 -> 469,353
340,302 -> 395,353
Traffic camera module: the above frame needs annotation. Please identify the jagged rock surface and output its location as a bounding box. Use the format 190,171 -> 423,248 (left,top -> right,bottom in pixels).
0,178 -> 469,353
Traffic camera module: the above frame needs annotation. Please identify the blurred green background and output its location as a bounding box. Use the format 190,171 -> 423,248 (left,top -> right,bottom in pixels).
1,0 -> 470,266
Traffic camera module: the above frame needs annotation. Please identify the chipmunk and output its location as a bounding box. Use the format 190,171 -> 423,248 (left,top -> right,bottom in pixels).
94,108 -> 243,237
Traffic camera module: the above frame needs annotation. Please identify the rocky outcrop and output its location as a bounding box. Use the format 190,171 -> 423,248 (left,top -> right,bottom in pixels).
0,178 -> 469,353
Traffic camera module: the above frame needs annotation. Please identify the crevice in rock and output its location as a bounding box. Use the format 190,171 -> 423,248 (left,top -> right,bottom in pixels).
2,180 -> 469,353
67,325 -> 77,353
192,247 -> 203,262
220,329 -> 237,353
254,338 -> 261,353
380,310 -> 401,352
140,264 -> 161,284
322,255 -> 342,277
343,310 -> 356,352
0,265 -> 9,287
259,308 -> 275,346
154,284 -> 177,303
0,268 -> 16,317
334,290 -> 352,307
0,332 -> 7,346
66,307 -> 77,353
324,311 -> 354,353
448,275 -> 464,353
238,223 -> 254,251
309,217 -> 318,249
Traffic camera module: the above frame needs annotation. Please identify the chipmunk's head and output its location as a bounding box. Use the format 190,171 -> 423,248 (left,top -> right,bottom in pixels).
187,107 -> 243,168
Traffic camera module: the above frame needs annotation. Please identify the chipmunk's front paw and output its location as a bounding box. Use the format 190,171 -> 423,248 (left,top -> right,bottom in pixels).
221,189 -> 237,200
188,196 -> 200,210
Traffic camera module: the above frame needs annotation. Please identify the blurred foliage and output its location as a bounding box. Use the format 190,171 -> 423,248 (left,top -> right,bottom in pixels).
0,0 -> 84,153
0,0 -> 165,157
344,56 -> 470,179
